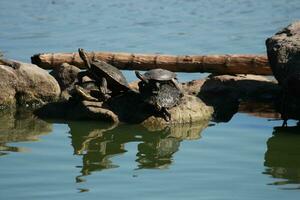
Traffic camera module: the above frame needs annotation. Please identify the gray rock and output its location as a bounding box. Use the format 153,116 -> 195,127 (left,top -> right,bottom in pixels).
49,63 -> 81,100
0,59 -> 60,109
266,21 -> 300,85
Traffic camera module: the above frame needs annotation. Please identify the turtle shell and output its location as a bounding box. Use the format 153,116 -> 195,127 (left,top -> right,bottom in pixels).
146,83 -> 182,109
143,68 -> 177,81
90,60 -> 130,90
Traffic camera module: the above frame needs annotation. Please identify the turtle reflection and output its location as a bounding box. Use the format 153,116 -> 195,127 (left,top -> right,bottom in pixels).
0,109 -> 52,156
68,120 -> 209,177
264,126 -> 300,188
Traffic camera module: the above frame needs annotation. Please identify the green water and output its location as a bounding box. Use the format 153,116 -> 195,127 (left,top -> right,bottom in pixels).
1,0 -> 300,199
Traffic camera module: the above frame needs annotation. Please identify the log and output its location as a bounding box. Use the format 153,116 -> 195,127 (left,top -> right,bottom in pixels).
31,52 -> 272,75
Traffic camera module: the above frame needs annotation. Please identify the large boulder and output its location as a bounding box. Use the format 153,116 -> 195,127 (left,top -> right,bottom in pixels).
0,59 -> 60,109
266,21 -> 300,85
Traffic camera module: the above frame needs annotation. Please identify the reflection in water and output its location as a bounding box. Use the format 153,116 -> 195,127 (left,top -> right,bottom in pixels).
264,126 -> 300,189
0,109 -> 52,156
68,120 -> 209,179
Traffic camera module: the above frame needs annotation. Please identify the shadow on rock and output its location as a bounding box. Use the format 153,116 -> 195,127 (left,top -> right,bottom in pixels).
264,126 -> 300,188
0,109 -> 52,156
68,120 -> 209,179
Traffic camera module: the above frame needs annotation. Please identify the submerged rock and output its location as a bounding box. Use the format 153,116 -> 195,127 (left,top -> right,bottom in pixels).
0,59 -> 60,109
266,21 -> 300,85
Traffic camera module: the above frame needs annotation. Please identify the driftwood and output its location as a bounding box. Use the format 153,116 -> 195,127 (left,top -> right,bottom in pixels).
31,52 -> 272,75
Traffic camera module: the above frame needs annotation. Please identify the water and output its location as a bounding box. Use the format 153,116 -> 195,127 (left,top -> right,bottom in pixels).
1,0 -> 300,199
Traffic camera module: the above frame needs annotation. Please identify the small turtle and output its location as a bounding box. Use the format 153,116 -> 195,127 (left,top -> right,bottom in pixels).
135,68 -> 182,92
135,68 -> 183,121
77,48 -> 130,101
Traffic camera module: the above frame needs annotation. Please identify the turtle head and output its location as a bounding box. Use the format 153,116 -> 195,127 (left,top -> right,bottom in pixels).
78,48 -> 91,69
135,71 -> 148,83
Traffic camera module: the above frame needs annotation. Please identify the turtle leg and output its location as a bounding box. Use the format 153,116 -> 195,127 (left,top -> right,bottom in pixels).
281,90 -> 288,127
151,82 -> 160,94
171,78 -> 183,96
99,77 -> 111,101
161,107 -> 171,122
135,71 -> 148,83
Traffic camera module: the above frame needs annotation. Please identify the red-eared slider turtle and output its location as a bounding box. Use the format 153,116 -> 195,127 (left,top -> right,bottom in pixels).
135,68 -> 182,92
77,48 -> 131,100
135,68 -> 183,121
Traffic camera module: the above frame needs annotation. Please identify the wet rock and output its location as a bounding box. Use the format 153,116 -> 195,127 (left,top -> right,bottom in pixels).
0,59 -> 60,109
266,21 -> 300,85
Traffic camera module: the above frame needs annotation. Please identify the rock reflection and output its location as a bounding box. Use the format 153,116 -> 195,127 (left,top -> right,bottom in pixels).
0,109 -> 52,156
264,126 -> 300,189
68,120 -> 209,178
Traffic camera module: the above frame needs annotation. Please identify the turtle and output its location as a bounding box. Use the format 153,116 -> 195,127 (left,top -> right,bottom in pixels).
135,68 -> 183,121
135,68 -> 182,92
77,48 -> 131,101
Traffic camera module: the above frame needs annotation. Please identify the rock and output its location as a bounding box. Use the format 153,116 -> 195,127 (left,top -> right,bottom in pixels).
37,91 -> 212,125
0,59 -> 60,109
35,100 -> 119,123
266,21 -> 300,124
50,63 -> 80,90
183,74 -> 279,100
49,63 -> 81,100
266,21 -> 300,85
67,100 -> 119,122
141,95 -> 213,126
182,75 -> 280,122
108,91 -> 213,125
